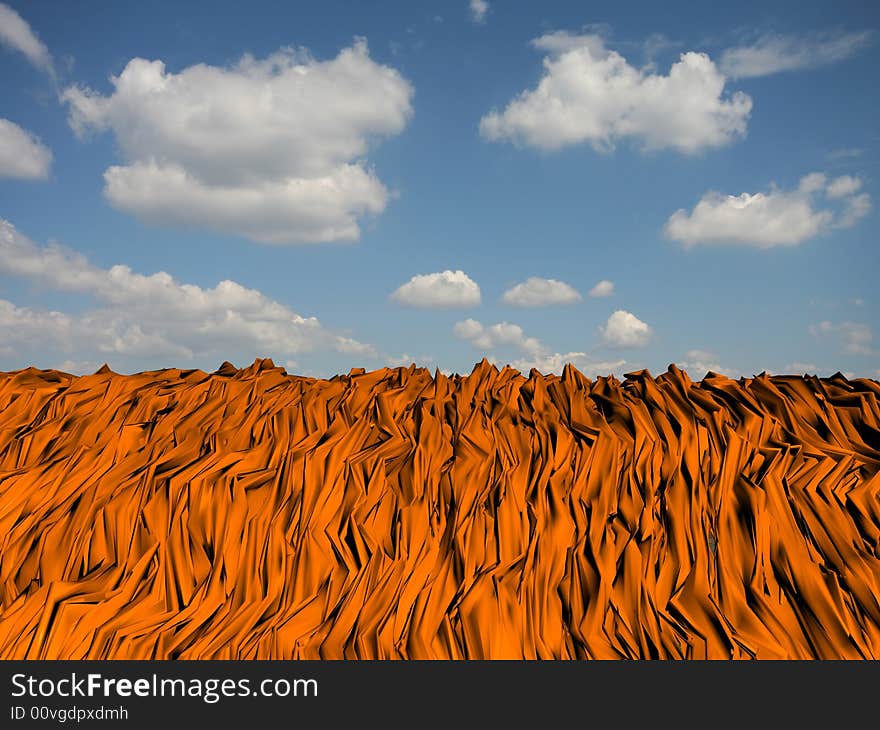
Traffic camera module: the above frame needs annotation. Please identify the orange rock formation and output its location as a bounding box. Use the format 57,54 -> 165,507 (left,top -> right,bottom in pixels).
0,358 -> 878,659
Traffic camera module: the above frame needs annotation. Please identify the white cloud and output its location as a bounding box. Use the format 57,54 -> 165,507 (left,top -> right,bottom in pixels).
836,193 -> 871,229
665,172 -> 871,248
666,185 -> 827,247
676,349 -> 734,377
826,175 -> 862,199
391,270 -> 481,308
0,118 -> 52,179
479,32 -> 751,154
599,310 -> 652,348
783,364 -> 864,380
385,353 -> 435,368
588,279 -> 614,297
56,359 -> 103,375
785,362 -> 826,375
468,0 -> 489,24
0,219 -> 375,368
333,337 -> 376,357
719,30 -> 872,79
451,318 -> 484,341
453,318 -> 542,355
798,171 -> 827,194
0,299 -> 74,351
511,351 -> 626,377
100,159 -> 388,244
454,317 -> 624,376
501,277 -> 581,306
827,148 -> 863,160
810,320 -> 873,355
640,33 -> 680,65
0,3 -> 53,75
61,39 -> 413,244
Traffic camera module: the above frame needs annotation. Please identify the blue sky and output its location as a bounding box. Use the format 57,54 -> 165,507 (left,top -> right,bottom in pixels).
0,0 -> 877,378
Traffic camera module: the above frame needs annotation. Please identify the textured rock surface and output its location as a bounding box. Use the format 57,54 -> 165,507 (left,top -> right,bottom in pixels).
0,359 -> 878,658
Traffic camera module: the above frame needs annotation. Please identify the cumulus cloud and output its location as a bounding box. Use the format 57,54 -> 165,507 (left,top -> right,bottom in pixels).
61,40 -> 413,244
0,118 -> 52,179
451,318 -> 483,341
385,353 -> 435,368
599,310 -> 652,348
454,317 -> 623,376
0,219 -> 375,368
665,172 -> 871,248
0,3 -> 53,75
719,30 -> 872,79
836,192 -> 872,229
453,318 -> 542,355
825,175 -> 862,199
479,32 -> 751,154
501,277 -> 581,306
588,279 -> 614,297
100,160 -> 388,244
55,359 -> 104,376
511,352 -> 626,377
468,0 -> 489,24
784,362 -> 832,376
810,320 -> 873,355
676,349 -> 734,377
391,270 -> 481,308
0,300 -> 75,352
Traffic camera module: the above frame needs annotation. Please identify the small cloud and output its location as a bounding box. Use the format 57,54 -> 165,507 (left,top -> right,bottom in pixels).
810,320 -> 873,355
799,171 -> 827,194
454,317 -> 625,376
501,277 -> 581,307
588,279 -> 614,297
677,349 -> 735,377
511,352 -> 626,377
452,318 -> 484,341
453,318 -> 542,355
665,171 -> 871,248
826,175 -> 862,199
719,30 -> 873,79
390,270 -> 481,308
56,359 -> 101,375
0,118 -> 52,180
827,147 -> 864,160
785,361 -> 824,375
334,337 -> 377,357
640,33 -> 680,65
385,353 -> 435,367
834,192 -> 871,229
599,310 -> 653,348
0,3 -> 54,76
468,0 -> 489,24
